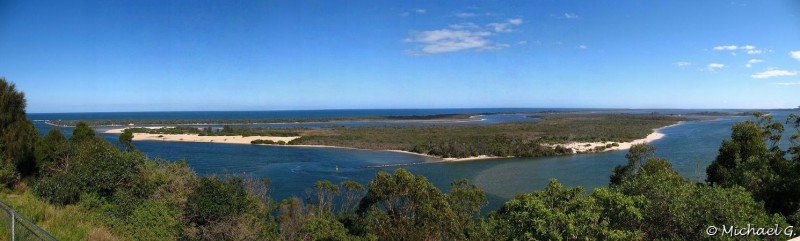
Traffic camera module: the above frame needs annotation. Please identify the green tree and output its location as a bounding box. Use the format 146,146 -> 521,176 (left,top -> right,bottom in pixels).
119,128 -> 135,151
617,158 -> 787,240
787,113 -> 800,161
184,176 -> 254,227
70,121 -> 96,142
489,179 -> 644,240
610,144 -> 656,186
34,128 -> 69,173
340,180 -> 365,214
311,180 -> 340,217
0,78 -> 39,178
706,120 -> 768,186
705,113 -> 800,217
277,196 -> 354,241
356,169 -> 486,241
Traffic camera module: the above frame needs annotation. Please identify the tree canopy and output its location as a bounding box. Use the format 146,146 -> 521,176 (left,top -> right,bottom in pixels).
0,78 -> 38,180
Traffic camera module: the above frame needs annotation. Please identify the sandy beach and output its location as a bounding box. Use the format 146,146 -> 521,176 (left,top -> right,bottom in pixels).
544,122 -> 681,153
104,127 -> 300,144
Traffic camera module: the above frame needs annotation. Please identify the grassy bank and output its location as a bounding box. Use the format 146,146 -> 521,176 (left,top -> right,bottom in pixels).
0,188 -> 114,240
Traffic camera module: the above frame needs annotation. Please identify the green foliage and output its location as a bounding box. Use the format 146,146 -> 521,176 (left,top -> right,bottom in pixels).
706,113 -> 800,219
33,137 -> 148,205
340,180 -> 366,214
250,139 -> 276,144
118,129 -> 135,151
0,191 -> 114,241
146,159 -> 198,209
618,159 -> 787,240
70,121 -> 96,142
355,169 -> 487,241
610,144 -> 656,186
277,197 -> 354,241
788,113 -> 800,161
312,180 -> 340,216
185,176 -> 255,227
34,128 -> 68,174
706,121 -> 768,186
488,179 -> 644,241
116,200 -> 183,240
0,78 -> 39,178
554,145 -> 574,154
0,157 -> 16,186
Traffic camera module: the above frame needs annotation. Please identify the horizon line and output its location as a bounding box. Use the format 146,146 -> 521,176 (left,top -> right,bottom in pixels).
26,107 -> 796,115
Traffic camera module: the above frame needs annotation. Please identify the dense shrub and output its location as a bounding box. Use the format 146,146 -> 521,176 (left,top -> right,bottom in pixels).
184,176 -> 255,227
34,128 -> 69,174
33,137 -> 148,205
250,139 -> 275,145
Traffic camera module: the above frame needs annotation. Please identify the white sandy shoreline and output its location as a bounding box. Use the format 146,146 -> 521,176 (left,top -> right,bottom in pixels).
545,121 -> 682,153
104,121 -> 682,162
104,127 -> 300,144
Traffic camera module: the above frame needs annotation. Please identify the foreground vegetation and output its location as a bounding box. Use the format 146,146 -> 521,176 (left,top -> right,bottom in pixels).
3,78 -> 800,240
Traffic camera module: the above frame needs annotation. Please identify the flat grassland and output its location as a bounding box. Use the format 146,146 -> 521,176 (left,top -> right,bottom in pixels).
289,114 -> 686,158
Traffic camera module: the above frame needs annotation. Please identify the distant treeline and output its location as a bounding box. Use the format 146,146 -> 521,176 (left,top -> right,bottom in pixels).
46,114 -> 478,126
684,111 -> 754,116
289,114 -> 687,158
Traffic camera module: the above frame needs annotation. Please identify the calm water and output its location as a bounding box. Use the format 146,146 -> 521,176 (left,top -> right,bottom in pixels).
28,109 -> 798,209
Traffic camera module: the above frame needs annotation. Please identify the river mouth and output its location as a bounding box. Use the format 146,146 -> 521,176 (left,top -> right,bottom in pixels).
29,110 -> 789,209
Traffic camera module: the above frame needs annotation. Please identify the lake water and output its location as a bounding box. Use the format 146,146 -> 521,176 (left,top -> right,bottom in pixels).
28,109 -> 798,209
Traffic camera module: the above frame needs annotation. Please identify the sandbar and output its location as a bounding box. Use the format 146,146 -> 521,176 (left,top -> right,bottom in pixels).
104,127 -> 299,144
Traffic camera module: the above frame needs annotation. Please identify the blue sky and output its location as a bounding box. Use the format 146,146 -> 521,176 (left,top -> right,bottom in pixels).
1,0 -> 799,113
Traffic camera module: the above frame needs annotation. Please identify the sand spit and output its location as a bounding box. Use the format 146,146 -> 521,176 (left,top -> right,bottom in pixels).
104,127 -> 299,144
544,122 -> 682,153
